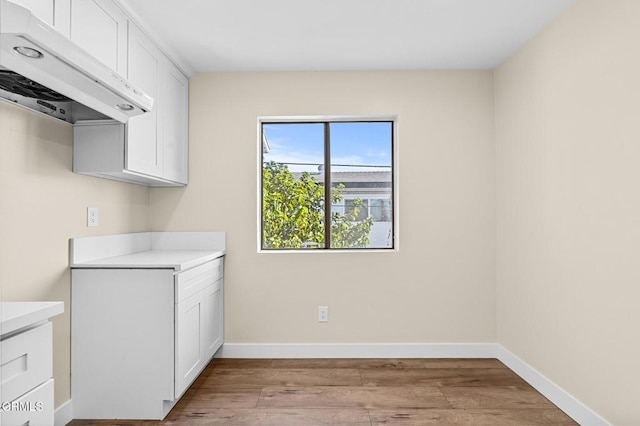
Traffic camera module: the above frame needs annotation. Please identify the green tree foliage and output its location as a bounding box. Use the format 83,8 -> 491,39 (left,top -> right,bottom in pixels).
262,162 -> 373,249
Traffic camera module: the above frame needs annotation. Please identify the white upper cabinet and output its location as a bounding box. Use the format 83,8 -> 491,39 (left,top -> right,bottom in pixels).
160,59 -> 189,184
73,22 -> 189,186
7,1 -> 126,68
12,0 -> 190,186
127,23 -> 162,178
10,0 -> 54,26
69,0 -> 128,76
126,23 -> 189,185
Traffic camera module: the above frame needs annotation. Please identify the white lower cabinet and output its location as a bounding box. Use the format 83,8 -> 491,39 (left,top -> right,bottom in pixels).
71,257 -> 224,420
175,278 -> 223,396
174,258 -> 224,396
204,281 -> 224,360
1,380 -> 54,426
0,323 -> 52,403
176,291 -> 205,395
0,302 -> 63,426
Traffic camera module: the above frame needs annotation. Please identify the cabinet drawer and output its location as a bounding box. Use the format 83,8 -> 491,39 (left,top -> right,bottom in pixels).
176,258 -> 223,303
0,323 -> 52,403
0,379 -> 54,426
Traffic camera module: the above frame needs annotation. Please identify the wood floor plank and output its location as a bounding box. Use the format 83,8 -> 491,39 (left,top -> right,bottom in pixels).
211,358 -> 275,368
201,368 -> 363,388
68,422 -> 161,425
370,408 -> 578,425
271,358 -> 424,369
161,408 -> 371,425
420,359 -> 507,369
173,387 -> 262,409
361,368 -> 526,387
440,385 -> 557,409
257,386 -> 451,409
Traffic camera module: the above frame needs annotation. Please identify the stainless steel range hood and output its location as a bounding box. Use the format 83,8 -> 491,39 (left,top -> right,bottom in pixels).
0,0 -> 153,123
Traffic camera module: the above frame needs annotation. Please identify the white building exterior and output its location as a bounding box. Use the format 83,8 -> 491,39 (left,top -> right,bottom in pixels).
293,170 -> 393,248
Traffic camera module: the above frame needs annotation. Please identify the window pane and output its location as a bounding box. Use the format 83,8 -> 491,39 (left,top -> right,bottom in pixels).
329,122 -> 393,249
345,199 -> 369,222
262,123 -> 326,249
370,199 -> 392,222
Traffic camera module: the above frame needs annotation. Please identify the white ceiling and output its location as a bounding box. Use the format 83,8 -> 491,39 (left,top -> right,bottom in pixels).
118,0 -> 575,75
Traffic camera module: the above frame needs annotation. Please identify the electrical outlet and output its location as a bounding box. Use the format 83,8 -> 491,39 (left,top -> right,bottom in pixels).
318,306 -> 329,322
87,207 -> 99,227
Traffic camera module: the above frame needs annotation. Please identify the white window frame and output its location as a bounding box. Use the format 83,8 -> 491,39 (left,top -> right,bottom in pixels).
256,115 -> 399,253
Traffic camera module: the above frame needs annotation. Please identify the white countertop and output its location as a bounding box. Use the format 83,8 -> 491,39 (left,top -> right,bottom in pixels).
0,301 -> 64,336
70,249 -> 225,271
69,232 -> 226,271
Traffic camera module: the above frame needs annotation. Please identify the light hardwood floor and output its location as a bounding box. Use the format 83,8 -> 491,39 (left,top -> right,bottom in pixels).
69,358 -> 577,425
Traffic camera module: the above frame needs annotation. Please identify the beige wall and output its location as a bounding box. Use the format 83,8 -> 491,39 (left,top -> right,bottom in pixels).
495,0 -> 640,423
0,101 -> 150,406
151,71 -> 496,344
3,2 -> 636,419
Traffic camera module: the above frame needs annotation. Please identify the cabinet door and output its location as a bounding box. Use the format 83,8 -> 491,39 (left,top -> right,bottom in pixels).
175,279 -> 223,396
175,292 -> 204,397
203,280 -> 223,359
160,59 -> 189,184
10,0 -> 54,26
126,23 -> 161,178
69,0 -> 128,75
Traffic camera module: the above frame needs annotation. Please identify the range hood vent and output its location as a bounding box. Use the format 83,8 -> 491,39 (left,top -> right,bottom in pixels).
0,0 -> 153,123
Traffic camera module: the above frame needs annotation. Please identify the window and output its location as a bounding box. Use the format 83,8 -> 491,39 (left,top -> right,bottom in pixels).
260,118 -> 395,250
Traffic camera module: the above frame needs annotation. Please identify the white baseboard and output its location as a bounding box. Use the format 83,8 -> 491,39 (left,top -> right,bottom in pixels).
219,342 -> 498,358
496,345 -> 609,426
54,399 -> 73,426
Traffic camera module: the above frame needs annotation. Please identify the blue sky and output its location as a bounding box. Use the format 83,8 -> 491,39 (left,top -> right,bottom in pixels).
263,122 -> 392,173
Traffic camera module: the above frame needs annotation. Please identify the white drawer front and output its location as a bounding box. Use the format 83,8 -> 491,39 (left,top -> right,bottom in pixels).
0,323 -> 52,403
1,379 -> 54,426
176,258 -> 223,303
